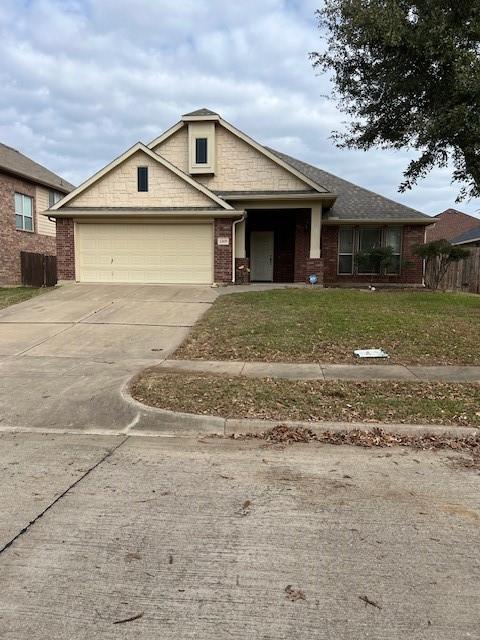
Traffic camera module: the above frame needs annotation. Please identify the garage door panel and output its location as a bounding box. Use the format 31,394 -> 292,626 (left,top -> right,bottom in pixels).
77,223 -> 213,284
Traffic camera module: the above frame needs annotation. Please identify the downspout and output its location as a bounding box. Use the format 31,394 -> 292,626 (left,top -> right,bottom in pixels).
231,212 -> 247,284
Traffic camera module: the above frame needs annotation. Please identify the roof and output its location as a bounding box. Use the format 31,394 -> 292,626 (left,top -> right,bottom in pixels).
0,143 -> 75,192
451,225 -> 480,245
266,147 -> 432,222
182,108 -> 219,117
426,208 -> 480,242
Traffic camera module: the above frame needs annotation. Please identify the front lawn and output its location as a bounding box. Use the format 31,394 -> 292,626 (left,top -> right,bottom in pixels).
175,289 -> 480,365
132,370 -> 480,427
0,287 -> 47,310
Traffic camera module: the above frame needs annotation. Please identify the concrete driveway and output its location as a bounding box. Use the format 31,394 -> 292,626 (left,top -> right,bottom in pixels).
0,284 -> 217,432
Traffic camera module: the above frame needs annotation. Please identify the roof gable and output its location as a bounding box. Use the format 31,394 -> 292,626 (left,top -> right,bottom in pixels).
427,208 -> 480,242
50,142 -> 232,211
148,116 -> 332,194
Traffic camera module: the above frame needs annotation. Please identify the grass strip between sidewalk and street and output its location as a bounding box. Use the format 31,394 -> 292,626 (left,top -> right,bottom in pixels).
131,370 -> 480,427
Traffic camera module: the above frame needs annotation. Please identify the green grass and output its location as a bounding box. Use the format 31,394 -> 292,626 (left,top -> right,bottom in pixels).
175,289 -> 480,365
0,287 -> 47,310
132,371 -> 480,427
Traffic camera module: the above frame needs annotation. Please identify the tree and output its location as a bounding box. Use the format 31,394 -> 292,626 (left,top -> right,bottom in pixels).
310,1 -> 480,200
415,239 -> 470,289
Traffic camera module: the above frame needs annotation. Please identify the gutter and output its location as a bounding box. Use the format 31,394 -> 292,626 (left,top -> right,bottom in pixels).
231,212 -> 247,283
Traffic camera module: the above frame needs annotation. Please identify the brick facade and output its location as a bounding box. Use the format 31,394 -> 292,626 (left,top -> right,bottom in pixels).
214,218 -> 233,283
56,218 -> 76,280
0,171 -> 56,285
322,225 -> 425,285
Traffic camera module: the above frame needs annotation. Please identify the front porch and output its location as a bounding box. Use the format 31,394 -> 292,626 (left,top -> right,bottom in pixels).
234,207 -> 323,284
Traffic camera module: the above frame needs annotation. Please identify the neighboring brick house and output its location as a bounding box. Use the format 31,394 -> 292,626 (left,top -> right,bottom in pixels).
0,143 -> 74,284
426,208 -> 480,243
48,108 -> 432,286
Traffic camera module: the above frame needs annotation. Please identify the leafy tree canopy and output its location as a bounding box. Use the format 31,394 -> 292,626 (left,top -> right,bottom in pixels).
311,1 -> 480,200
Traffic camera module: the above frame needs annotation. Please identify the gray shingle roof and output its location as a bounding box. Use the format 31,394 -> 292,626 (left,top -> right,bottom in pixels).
182,108 -> 219,117
0,143 -> 75,192
452,225 -> 480,245
266,147 -> 431,222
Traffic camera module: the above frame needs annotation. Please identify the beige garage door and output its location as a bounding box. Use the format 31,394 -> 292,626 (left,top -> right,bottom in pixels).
76,223 -> 213,284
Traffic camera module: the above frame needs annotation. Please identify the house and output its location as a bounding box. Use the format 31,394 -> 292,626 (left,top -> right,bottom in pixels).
0,143 -> 75,284
452,226 -> 480,248
48,108 -> 431,286
426,208 -> 480,243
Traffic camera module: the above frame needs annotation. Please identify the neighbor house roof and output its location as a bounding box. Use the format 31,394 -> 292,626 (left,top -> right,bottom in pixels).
451,225 -> 480,245
426,208 -> 480,242
0,143 -> 75,193
266,147 -> 432,222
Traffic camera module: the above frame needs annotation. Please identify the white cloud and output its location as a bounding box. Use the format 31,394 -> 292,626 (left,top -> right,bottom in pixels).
0,0 -> 479,218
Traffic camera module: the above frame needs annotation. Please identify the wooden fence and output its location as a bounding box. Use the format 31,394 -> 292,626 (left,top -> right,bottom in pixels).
425,247 -> 480,294
21,252 -> 57,287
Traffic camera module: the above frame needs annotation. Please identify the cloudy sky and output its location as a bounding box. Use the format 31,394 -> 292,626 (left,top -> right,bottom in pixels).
1,0 -> 479,218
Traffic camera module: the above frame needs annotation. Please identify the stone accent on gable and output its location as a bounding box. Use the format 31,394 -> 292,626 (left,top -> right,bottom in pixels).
70,151 -> 216,208
154,124 -> 312,193
0,171 -> 56,284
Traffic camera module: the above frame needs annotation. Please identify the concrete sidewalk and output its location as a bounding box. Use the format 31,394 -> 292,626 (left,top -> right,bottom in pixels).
159,359 -> 480,382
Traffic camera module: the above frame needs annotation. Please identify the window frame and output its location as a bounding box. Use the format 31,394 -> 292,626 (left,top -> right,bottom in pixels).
195,137 -> 208,165
336,225 -> 404,276
48,190 -> 63,208
137,166 -> 149,192
15,192 -> 34,232
337,226 -> 354,275
356,226 -> 383,275
384,226 -> 403,275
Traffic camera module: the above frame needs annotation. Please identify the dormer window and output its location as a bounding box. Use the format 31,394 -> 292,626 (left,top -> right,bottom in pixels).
195,138 -> 208,164
188,122 -> 215,174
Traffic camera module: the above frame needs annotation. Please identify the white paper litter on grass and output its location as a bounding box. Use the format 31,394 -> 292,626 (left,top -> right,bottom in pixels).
353,349 -> 390,359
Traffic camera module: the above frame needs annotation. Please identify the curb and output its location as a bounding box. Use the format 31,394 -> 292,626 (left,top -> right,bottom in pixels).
121,383 -> 478,439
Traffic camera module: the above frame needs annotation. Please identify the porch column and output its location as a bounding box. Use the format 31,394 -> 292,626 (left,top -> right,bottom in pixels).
234,219 -> 246,258
309,204 -> 322,259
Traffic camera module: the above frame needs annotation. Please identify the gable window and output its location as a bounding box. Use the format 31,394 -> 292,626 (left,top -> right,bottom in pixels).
15,193 -> 33,232
137,166 -> 148,192
48,190 -> 63,207
195,138 -> 208,164
338,227 -> 354,274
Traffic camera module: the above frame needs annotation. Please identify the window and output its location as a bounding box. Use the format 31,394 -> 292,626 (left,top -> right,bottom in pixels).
337,226 -> 404,275
48,190 -> 63,207
338,227 -> 354,274
385,226 -> 402,274
137,166 -> 148,192
357,227 -> 382,274
195,138 -> 208,164
15,193 -> 33,231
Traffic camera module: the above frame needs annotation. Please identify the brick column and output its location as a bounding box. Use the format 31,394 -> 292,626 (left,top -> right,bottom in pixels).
214,218 -> 233,283
56,218 -> 76,280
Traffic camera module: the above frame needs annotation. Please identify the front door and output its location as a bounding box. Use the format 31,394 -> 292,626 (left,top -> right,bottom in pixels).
250,231 -> 274,281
